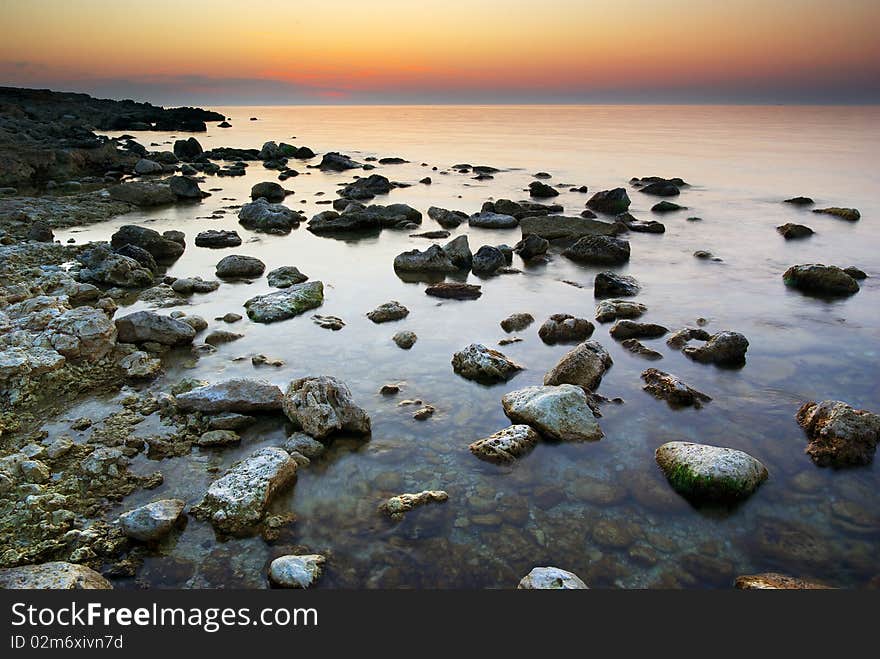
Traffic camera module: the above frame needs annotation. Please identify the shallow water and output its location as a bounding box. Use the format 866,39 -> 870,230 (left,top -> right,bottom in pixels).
58,105 -> 879,588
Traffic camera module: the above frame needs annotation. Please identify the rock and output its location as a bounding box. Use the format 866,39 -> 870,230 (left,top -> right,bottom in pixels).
379,491 -> 448,520
171,276 -> 219,295
312,314 -> 344,330
502,385 -> 602,441
594,271 -> 640,298
393,244 -> 457,273
283,433 -> 326,459
204,330 -> 243,346
442,235 -> 473,269
413,405 -> 435,420
110,225 -> 184,263
777,223 -> 814,239
652,201 -> 686,213
501,313 -> 534,332
115,310 -> 196,345
617,212 -> 665,233
411,230 -> 450,239
514,233 -> 549,260
282,376 -> 371,439
783,264 -> 859,296
735,573 -> 830,589
622,338 -> 663,359
638,180 -> 680,196
520,215 -> 623,240
250,181 -> 286,202
393,331 -> 417,349
27,221 -> 54,242
108,180 -> 175,206
428,206 -> 468,228
595,299 -> 647,323
239,198 -> 301,234
843,266 -> 867,280
451,344 -> 522,383
641,368 -> 711,408
610,320 -> 668,340
217,121 -> 231,128
0,562 -> 112,589
796,400 -> 880,467
425,282 -> 482,300
43,305 -> 117,360
472,245 -> 507,275
666,327 -> 711,349
529,181 -> 559,198
469,425 -> 540,464
175,379 -> 284,413
812,207 -> 860,221
195,229 -> 241,248
538,314 -> 595,344
173,137 -> 203,159
268,554 -> 326,588
784,196 -> 814,206
119,499 -> 186,541
563,235 -> 630,265
586,188 -> 631,214
196,429 -> 241,446
341,174 -> 393,200
119,350 -> 162,378
180,315 -> 208,332
683,331 -> 749,365
134,158 -> 164,175
244,280 -> 324,323
517,567 -> 588,589
367,300 -> 409,323
193,447 -> 298,535
21,459 -> 50,483
469,211 -> 519,229
543,340 -> 612,391
318,152 -> 360,171
215,254 -> 266,279
655,441 -> 768,502
207,413 -> 254,431
267,266 -> 308,288
218,313 -> 242,323
168,175 -> 204,200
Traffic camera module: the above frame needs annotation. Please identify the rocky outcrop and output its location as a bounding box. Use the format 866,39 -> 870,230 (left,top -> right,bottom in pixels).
469,425 -> 540,464
655,441 -> 768,502
517,567 -> 588,589
796,400 -> 880,467
501,384 -> 603,441
282,376 -> 371,439
244,280 -> 324,323
175,379 -> 284,413
783,264 -> 859,296
451,344 -> 523,383
543,340 -> 612,391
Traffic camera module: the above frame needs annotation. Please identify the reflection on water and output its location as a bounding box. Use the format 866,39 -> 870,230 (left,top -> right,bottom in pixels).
60,105 -> 879,588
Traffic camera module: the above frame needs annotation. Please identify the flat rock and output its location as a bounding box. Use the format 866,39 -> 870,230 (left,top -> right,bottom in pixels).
812,207 -> 860,221
195,229 -> 241,248
244,280 -> 324,323
609,320 -> 668,340
564,235 -> 630,265
115,310 -> 196,345
425,282 -> 482,299
469,211 -> 519,229
520,215 -> 622,240
175,378 -> 284,413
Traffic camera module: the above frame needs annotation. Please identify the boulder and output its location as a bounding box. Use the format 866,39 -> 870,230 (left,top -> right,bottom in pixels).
425,282 -> 482,299
170,276 -> 219,295
176,379 -> 284,413
529,181 -> 559,198
244,280 -> 324,323
502,385 -> 603,441
469,211 -> 519,229
520,215 -> 623,240
543,340 -> 612,391
451,344 -> 523,384
173,137 -> 203,160
586,188 -> 631,214
655,441 -> 768,502
471,245 -> 507,275
340,174 -> 393,200
538,314 -> 595,344
44,306 -> 117,361
115,244 -> 157,273
195,229 -> 241,248
683,331 -> 749,365
469,425 -> 540,464
651,201 -> 686,213
269,555 -> 326,588
215,254 -> 266,279
119,499 -> 186,542
428,207 -> 467,228
609,320 -> 668,340
0,562 -> 112,589
267,266 -> 308,289
238,198 -> 301,234
641,368 -> 711,408
282,375 -> 371,439
563,235 -> 630,265
319,152 -> 361,171
169,175 -> 204,200
393,331 -> 417,349
110,224 -> 184,262
367,300 -> 409,323
514,234 -> 549,259
594,271 -> 640,298
517,567 -> 588,590
638,180 -> 680,196
777,223 -> 814,240
283,433 -> 326,459
595,299 -> 647,323
796,400 -> 880,467
134,158 -> 164,175
115,310 -> 196,345
783,264 -> 859,296
440,235 -> 472,270
250,181 -> 286,202
393,245 -> 457,272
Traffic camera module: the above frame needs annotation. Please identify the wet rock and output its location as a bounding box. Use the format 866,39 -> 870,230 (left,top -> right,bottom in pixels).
318,152 -> 361,171
134,158 -> 163,175
282,376 -> 371,439
586,188 -> 631,214
193,447 -> 298,535
367,300 -> 409,323
0,562 -> 112,589
244,280 -> 324,323
207,413 -> 254,431
489,198 -> 562,218
250,181 -> 286,202
173,137 -> 203,159
379,384 -> 401,395
180,315 -> 208,332
783,264 -> 859,296
425,282 -> 482,299
175,379 -> 284,413
563,235 -> 630,265
622,338 -> 663,360
393,331 -> 417,349
169,175 -> 204,200
637,178 -> 681,196
283,433 -> 326,459
410,230 -> 450,239
502,384 -> 603,441
238,198 -> 301,234
543,340 -> 612,391
683,331 -> 749,366
204,330 -> 243,346
595,299 -> 647,323
735,573 -> 830,589
413,405 -> 435,420
218,313 -> 243,323
468,211 -> 519,229
110,225 -> 184,263
517,567 -> 588,589
514,233 -> 549,259
266,266 -> 308,288
252,354 -> 284,367
812,207 -> 860,221
843,266 -> 867,280
501,313 -> 534,332
594,271 -> 640,298
652,201 -> 686,213
529,181 -> 559,198
269,554 -> 325,588
442,235 -> 473,269
641,368 -> 711,408
109,181 -> 176,206
379,490 -> 448,521
617,212 -> 665,233
340,174 -> 393,200
520,215 -> 622,241
469,425 -> 539,464
119,350 -> 162,378
393,244 -> 457,273
44,305 -> 117,360
777,223 -> 814,240
666,327 -> 712,349
195,229 -> 241,248
27,221 -> 54,242
428,206 -> 468,228
215,254 -> 266,279
610,320 -> 667,340
312,315 -> 344,330
655,441 -> 768,502
115,310 -> 196,345
472,245 -> 507,275
796,400 -> 880,467
784,196 -> 814,206
538,314 -> 595,344
451,344 -> 523,383
196,429 -> 241,447
119,499 -> 186,542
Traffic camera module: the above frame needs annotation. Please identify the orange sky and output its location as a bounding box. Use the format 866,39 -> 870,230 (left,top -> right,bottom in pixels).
1,0 -> 878,103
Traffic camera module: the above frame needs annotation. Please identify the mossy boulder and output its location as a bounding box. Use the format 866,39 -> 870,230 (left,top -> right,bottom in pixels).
244,280 -> 324,323
655,441 -> 768,503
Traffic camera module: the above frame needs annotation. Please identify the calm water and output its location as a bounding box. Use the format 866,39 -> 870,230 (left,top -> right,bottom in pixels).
60,105 -> 879,588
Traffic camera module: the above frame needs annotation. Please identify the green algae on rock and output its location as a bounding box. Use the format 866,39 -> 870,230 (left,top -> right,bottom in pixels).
655,441 -> 768,503
244,280 -> 324,323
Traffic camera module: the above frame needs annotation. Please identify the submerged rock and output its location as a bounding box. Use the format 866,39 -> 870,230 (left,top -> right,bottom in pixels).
621,338 -> 663,360
586,188 -> 631,214
563,235 -> 630,265
175,379 -> 284,413
666,327 -> 712,349
428,206 -> 468,228
451,344 -> 523,384
367,300 -> 409,323
783,196 -> 814,206
269,554 -> 326,589
244,281 -> 324,323
609,320 -> 668,340
119,499 -> 186,542
379,490 -> 448,521
735,573 -> 831,590
0,562 -> 112,589
683,331 -> 749,366
282,375 -> 371,439
617,212 -> 665,233
469,425 -> 540,464
538,314 -> 595,344
543,340 -> 612,391
783,264 -> 859,296
109,181 -> 176,206
115,310 -> 195,345
424,282 -> 482,300
655,441 -> 768,503
595,299 -> 647,323
501,384 -> 603,441
796,400 -> 880,467
641,368 -> 711,408
517,567 -> 588,590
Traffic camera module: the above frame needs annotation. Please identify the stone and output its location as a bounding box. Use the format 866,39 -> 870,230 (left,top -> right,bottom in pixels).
543,340 -> 613,391
269,554 -> 326,588
27,221 -> 54,242
341,174 -> 393,200
115,310 -> 196,345
617,212 -> 665,233
443,235 -> 473,269
196,429 -> 241,447
244,280 -> 324,323
181,315 -> 208,332
109,181 -> 176,206
529,181 -> 559,198
207,413 -> 254,431
610,320 -> 668,340
193,447 -> 298,535
502,384 -> 603,441
367,301 -> 409,323
594,272 -> 640,298
812,207 -> 860,221
843,266 -> 867,280
428,206 -> 468,228
641,368 -> 711,408
110,225 -> 184,263
520,215 -> 622,240
134,158 -> 164,175
313,315 -> 344,330
622,339 -> 663,360
282,376 -> 371,439
517,567 -> 588,589
195,229 -> 241,248
538,314 -> 595,344
652,201 -> 686,213
283,433 -> 326,459
586,188 -> 631,214
783,264 -> 859,296
393,331 -> 417,349
501,313 -> 534,332
514,233 -> 549,259
204,330 -> 243,346
655,441 -> 768,502
451,344 -> 523,384
413,405 -> 435,420
0,562 -> 112,589
119,499 -> 186,542
563,235 -> 630,265
238,197 -> 301,234
379,491 -> 448,521
175,379 -> 284,413
468,211 -> 519,229
410,230 -> 450,239
666,327 -> 712,349
595,299 -> 647,323
250,181 -> 286,202
168,175 -> 204,200
683,331 -> 749,365
424,282 -> 482,300
796,400 -> 880,467
393,245 -> 456,273
267,266 -> 308,288
471,245 -> 507,275
777,223 -> 814,239
119,351 -> 162,378
173,137 -> 203,159
469,425 -> 540,464
318,152 -> 361,171
44,306 -> 117,360
735,573 -> 830,589
784,196 -> 814,206
215,254 -> 266,279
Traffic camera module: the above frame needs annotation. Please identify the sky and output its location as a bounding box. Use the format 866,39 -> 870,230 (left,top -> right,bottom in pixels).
1,0 -> 878,105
